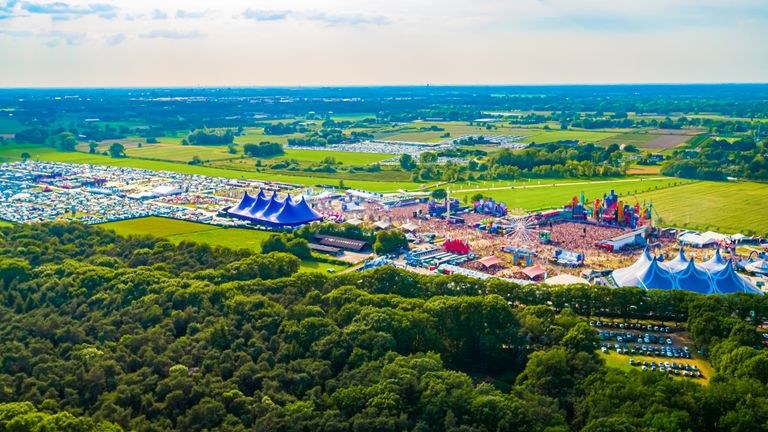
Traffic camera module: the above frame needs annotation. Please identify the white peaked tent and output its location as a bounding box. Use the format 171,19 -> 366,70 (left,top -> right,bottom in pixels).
612,247 -> 762,295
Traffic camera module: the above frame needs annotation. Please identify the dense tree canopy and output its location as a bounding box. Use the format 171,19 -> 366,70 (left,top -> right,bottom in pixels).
0,223 -> 766,431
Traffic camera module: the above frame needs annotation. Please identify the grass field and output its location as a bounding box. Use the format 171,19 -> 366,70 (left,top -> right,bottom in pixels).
101,217 -> 220,237
0,144 -> 418,192
453,178 -> 690,212
123,143 -> 238,162
99,217 -> 349,273
375,122 -> 539,143
375,123 -> 618,145
233,129 -> 305,146
525,130 -> 618,144
633,181 -> 768,235
81,142 -> 393,166
330,113 -> 376,121
268,148 -> 393,165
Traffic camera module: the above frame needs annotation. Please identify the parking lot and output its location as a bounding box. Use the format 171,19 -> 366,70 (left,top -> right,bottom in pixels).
592,320 -> 709,380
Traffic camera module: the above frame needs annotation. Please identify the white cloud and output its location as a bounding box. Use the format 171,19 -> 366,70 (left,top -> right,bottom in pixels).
0,0 -> 765,85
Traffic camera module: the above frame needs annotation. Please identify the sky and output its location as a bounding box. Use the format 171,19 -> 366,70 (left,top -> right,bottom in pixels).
0,0 -> 767,87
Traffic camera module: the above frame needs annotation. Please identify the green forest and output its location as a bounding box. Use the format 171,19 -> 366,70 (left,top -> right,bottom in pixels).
1,223 -> 768,431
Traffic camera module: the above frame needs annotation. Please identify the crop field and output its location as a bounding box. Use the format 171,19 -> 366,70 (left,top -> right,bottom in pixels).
627,165 -> 661,175
453,178 -> 691,212
596,132 -> 658,147
641,134 -> 695,149
99,217 -> 349,273
597,131 -> 696,149
633,181 -> 768,235
375,122 -> 538,143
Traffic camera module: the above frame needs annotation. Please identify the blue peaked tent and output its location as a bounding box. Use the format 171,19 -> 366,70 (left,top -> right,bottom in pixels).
611,247 -> 652,288
665,248 -> 689,272
637,257 -> 676,290
711,259 -> 762,294
612,247 -> 761,295
228,190 -> 323,227
699,248 -> 728,272
676,258 -> 714,295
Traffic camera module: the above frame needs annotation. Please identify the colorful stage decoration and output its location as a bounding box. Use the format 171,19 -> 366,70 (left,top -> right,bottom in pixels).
473,198 -> 508,217
443,238 -> 471,255
429,198 -> 461,216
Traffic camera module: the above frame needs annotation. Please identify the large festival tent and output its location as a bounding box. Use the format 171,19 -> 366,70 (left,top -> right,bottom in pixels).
612,247 -> 761,295
227,190 -> 323,227
745,259 -> 768,276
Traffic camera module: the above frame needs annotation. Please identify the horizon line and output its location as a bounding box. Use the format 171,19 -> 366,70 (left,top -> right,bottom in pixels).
1,82 -> 768,90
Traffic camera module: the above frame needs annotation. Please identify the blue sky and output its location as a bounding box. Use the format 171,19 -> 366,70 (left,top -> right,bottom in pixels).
0,0 -> 766,86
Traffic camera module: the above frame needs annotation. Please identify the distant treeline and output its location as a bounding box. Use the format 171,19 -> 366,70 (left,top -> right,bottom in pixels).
243,141 -> 284,157
662,137 -> 768,180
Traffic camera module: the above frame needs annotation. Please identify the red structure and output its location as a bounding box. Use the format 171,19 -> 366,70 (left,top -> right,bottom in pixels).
443,238 -> 470,255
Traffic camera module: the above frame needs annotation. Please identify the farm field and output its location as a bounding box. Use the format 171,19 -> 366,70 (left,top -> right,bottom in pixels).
642,134 -> 695,149
597,131 -> 694,149
375,124 -> 618,145
633,181 -> 768,236
627,165 -> 662,175
524,130 -> 618,144
375,122 -> 538,143
99,217 -> 350,273
596,132 -> 657,147
453,177 -> 691,212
